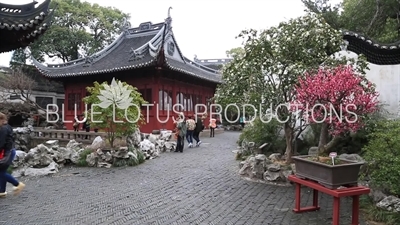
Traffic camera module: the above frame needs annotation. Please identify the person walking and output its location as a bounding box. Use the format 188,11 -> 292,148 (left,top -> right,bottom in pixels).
174,113 -> 187,152
185,115 -> 196,148
209,116 -> 217,138
193,115 -> 204,147
239,116 -> 245,128
0,113 -> 25,198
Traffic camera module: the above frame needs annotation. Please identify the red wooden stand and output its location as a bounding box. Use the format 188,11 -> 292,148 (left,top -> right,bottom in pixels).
288,175 -> 370,225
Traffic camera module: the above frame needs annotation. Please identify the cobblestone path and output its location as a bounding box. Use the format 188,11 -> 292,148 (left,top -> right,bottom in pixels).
0,131 -> 366,225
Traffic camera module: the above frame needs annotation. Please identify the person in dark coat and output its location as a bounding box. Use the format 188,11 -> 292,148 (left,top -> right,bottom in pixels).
0,113 -> 25,197
174,113 -> 187,152
193,115 -> 204,147
82,115 -> 90,139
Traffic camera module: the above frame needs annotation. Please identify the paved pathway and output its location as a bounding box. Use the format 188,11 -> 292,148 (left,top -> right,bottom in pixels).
0,132 -> 366,225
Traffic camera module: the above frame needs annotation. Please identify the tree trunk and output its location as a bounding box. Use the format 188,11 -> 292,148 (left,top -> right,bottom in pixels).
318,123 -> 341,154
284,122 -> 294,164
293,127 -> 303,156
318,123 -> 329,154
324,136 -> 341,153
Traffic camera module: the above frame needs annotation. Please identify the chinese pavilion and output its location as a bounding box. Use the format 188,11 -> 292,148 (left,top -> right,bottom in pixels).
32,10 -> 229,133
0,0 -> 53,53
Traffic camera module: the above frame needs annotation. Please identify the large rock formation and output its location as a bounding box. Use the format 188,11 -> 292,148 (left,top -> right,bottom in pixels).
13,126 -> 35,151
10,128 -> 178,177
12,139 -> 84,177
238,152 -> 295,185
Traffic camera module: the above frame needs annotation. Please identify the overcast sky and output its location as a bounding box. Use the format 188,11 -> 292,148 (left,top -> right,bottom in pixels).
0,0 -> 342,66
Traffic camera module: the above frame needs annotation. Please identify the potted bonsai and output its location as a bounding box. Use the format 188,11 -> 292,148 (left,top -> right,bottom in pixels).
291,65 -> 379,189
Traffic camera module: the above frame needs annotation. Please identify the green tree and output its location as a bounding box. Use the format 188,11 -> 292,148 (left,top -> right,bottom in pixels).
303,0 -> 400,43
10,47 -> 28,69
26,0 -> 129,63
217,13 -> 366,163
214,47 -> 246,123
226,47 -> 245,58
301,0 -> 343,30
340,0 -> 399,43
83,78 -> 146,149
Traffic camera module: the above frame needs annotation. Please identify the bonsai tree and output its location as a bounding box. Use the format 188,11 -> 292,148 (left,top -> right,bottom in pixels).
292,65 -> 379,156
83,77 -> 147,149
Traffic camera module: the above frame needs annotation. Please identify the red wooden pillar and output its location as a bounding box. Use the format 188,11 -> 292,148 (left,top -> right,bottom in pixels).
333,197 -> 340,225
149,83 -> 156,131
153,70 -> 161,130
352,195 -> 360,225
172,74 -> 177,114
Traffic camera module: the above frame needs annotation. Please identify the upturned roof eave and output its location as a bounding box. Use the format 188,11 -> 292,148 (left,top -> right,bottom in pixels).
342,30 -> 400,50
0,0 -> 51,19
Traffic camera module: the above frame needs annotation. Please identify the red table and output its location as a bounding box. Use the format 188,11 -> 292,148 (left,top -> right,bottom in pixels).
288,175 -> 370,225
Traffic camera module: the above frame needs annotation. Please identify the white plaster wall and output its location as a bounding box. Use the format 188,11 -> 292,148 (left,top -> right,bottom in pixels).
0,89 -> 64,106
164,35 -> 184,62
334,50 -> 400,118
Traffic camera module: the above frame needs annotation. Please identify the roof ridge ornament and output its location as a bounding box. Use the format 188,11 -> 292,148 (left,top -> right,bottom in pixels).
165,7 -> 172,30
168,6 -> 172,18
121,17 -> 131,34
83,55 -> 94,67
128,47 -> 144,62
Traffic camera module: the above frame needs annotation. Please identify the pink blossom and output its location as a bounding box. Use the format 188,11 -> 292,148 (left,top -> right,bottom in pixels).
291,65 -> 379,136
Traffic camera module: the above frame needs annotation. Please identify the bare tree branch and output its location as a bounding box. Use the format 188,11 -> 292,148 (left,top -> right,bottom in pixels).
0,67 -> 46,113
366,0 -> 382,34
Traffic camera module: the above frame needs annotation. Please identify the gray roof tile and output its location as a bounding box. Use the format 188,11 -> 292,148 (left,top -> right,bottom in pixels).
343,31 -> 400,65
33,18 -> 223,84
0,0 -> 53,53
33,32 -> 159,77
165,57 -> 222,83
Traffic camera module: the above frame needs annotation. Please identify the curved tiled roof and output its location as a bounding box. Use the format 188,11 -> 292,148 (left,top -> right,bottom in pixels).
32,16 -> 223,84
343,31 -> 400,65
0,0 -> 53,53
33,28 -> 162,77
165,57 -> 222,83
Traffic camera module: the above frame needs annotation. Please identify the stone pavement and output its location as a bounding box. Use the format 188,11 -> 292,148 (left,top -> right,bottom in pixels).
0,132 -> 367,225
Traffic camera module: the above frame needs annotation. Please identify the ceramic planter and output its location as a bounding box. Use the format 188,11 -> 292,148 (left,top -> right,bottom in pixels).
292,155 -> 364,189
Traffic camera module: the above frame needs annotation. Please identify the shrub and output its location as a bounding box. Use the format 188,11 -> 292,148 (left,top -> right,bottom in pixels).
362,119 -> 400,196
335,105 -> 388,154
76,149 -> 93,167
360,195 -> 400,225
237,117 -> 285,154
137,149 -> 145,164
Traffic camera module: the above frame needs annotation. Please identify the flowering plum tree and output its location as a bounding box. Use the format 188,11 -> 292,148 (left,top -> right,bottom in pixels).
292,65 -> 379,153
216,12 -> 368,163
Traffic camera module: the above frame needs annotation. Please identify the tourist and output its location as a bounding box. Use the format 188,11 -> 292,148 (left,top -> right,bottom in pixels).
239,116 -> 245,128
185,115 -> 196,148
0,113 -> 25,198
73,116 -> 79,132
73,117 -> 79,139
209,116 -> 217,137
174,113 -> 187,152
193,115 -> 204,147
81,115 -> 90,139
